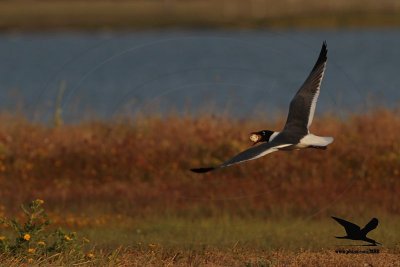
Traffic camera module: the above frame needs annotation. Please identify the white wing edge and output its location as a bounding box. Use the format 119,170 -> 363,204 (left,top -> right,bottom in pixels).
223,144 -> 292,168
307,65 -> 326,129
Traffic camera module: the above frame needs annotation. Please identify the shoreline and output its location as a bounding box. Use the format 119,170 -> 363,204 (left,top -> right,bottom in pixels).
1,1 -> 400,32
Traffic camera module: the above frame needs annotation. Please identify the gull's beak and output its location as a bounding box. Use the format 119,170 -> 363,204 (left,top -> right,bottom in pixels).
249,132 -> 261,146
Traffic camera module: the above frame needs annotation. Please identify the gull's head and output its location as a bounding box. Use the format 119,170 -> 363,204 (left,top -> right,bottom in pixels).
249,130 -> 274,145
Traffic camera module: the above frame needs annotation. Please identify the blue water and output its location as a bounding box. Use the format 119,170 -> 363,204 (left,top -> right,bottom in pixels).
0,30 -> 399,122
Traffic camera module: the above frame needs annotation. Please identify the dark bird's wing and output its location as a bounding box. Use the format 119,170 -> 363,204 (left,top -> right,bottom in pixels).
361,218 -> 379,235
331,216 -> 361,235
191,140 -> 292,173
283,42 -> 328,133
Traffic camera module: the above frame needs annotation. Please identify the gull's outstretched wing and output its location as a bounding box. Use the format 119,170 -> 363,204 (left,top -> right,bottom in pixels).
191,140 -> 291,173
284,42 -> 328,133
361,218 -> 379,235
332,216 -> 361,235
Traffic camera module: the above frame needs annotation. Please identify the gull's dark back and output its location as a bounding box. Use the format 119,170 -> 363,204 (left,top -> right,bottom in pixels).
283,42 -> 328,134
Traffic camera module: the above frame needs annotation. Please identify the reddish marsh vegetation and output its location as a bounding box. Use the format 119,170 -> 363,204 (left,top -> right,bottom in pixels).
0,109 -> 399,218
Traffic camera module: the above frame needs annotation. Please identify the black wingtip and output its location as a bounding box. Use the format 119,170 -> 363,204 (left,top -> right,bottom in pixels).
331,216 -> 340,222
370,217 -> 379,226
310,41 -> 328,72
321,41 -> 328,58
190,167 -> 216,173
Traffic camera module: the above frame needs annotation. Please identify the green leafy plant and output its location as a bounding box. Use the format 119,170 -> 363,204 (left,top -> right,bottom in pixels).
0,199 -> 94,264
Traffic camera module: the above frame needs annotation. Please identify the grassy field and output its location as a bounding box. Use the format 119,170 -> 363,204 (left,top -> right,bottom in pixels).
1,247 -> 399,266
1,109 -> 400,265
1,0 -> 400,31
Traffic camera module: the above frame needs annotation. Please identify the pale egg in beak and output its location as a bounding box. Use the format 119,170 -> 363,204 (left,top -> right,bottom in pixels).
249,133 -> 261,145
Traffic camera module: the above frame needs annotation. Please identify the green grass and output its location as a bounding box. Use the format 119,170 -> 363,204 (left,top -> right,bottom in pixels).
1,199 -> 399,265
5,213 -> 397,255
76,216 -> 400,251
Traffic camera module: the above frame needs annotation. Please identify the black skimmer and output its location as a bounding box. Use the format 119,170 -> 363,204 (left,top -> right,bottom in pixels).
332,216 -> 381,246
191,42 -> 333,173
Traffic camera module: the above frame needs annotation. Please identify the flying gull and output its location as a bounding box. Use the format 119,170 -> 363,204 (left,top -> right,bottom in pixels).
191,42 -> 333,173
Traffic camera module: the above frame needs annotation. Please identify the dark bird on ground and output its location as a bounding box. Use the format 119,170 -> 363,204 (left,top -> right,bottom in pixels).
191,42 -> 333,173
331,216 -> 381,246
